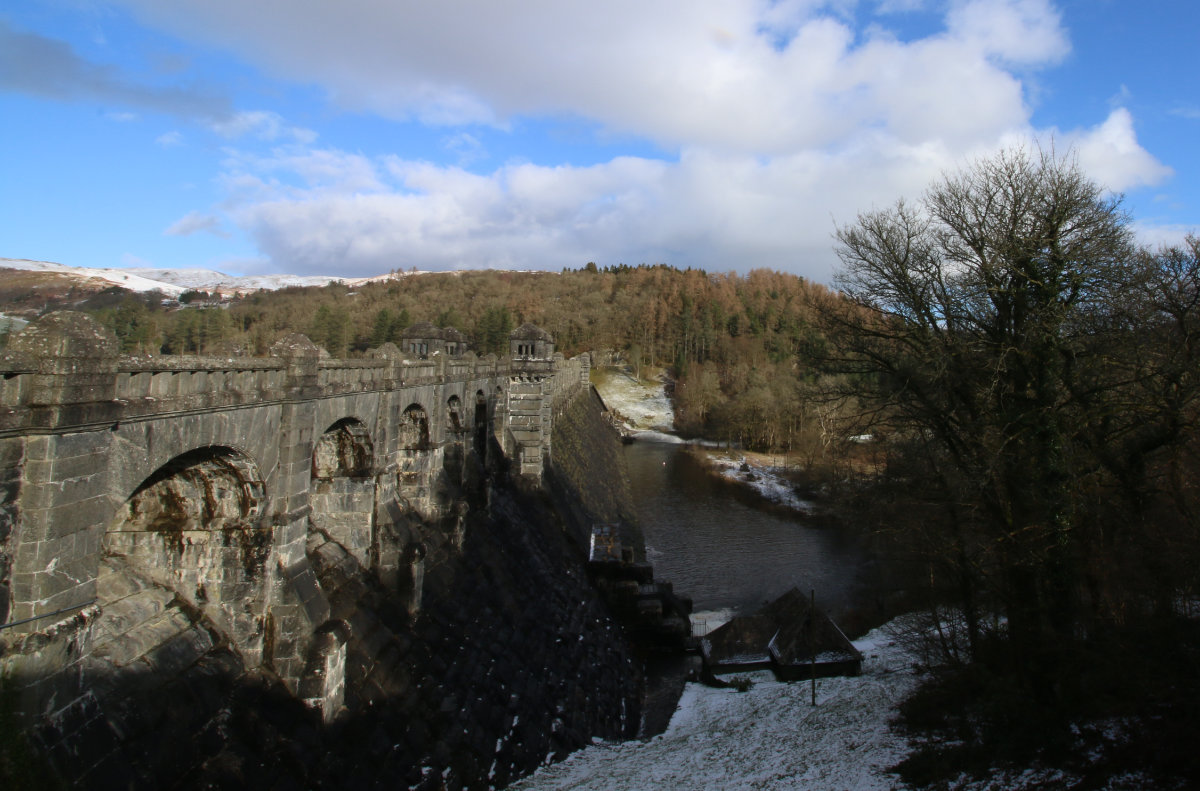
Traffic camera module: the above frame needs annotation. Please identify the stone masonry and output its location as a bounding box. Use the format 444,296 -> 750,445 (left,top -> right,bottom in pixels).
0,311 -> 615,789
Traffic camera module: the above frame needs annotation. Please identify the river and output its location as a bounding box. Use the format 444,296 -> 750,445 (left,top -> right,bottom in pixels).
622,439 -> 865,626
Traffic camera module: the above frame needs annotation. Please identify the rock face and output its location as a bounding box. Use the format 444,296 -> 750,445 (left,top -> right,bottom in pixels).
0,313 -> 643,790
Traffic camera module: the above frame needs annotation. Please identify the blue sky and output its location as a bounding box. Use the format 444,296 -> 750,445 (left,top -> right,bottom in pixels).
1,0 -> 1197,283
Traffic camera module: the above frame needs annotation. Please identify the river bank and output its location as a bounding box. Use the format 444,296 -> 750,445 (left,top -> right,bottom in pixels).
682,447 -> 817,515
582,366 -> 1157,791
589,366 -> 824,515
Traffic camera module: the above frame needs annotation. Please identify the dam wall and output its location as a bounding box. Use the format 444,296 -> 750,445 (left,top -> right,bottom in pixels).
0,311 -> 645,790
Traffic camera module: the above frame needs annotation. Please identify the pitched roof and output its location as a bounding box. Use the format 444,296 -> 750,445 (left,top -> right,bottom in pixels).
701,587 -> 862,670
509,322 -> 552,341
400,321 -> 441,338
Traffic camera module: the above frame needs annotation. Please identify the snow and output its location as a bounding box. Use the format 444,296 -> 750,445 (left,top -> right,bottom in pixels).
0,257 -> 432,296
0,257 -> 189,296
703,455 -> 816,514
511,623 -> 923,791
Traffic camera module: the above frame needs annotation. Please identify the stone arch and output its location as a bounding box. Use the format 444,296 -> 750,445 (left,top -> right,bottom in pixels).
396,402 -> 436,516
474,389 -> 489,456
310,419 -> 377,564
100,446 -> 271,665
446,394 -> 464,434
118,446 -> 264,532
399,403 -> 431,451
444,395 -> 467,485
312,418 -> 374,479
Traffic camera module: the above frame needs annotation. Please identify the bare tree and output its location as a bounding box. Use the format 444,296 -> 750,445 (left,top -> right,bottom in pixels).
826,147 -> 1200,678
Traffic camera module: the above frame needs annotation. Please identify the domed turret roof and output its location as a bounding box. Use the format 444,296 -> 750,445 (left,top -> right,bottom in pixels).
509,323 -> 552,341
400,321 -> 440,338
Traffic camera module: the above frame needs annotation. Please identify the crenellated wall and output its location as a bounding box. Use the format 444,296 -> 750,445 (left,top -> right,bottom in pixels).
0,311 -> 616,789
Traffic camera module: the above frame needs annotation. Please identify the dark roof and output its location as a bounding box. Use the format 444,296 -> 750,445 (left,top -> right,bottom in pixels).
701,587 -> 862,669
400,321 -> 441,338
442,326 -> 467,343
509,322 -> 552,341
701,613 -> 776,667
765,588 -> 862,667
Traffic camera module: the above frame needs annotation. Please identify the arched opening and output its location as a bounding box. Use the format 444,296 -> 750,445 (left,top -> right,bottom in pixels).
313,418 -> 374,479
444,395 -> 466,484
119,447 -> 263,533
399,403 -> 431,452
474,389 -> 488,456
310,419 -> 376,564
397,403 -> 435,515
99,447 -> 270,667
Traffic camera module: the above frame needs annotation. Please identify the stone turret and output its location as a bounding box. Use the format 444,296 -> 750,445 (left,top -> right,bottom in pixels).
509,323 -> 554,359
400,322 -> 470,359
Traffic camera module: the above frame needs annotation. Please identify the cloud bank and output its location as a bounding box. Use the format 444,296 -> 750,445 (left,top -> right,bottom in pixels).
106,0 -> 1171,279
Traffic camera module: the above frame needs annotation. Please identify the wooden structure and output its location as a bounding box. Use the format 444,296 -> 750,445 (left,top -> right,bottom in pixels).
701,587 -> 862,680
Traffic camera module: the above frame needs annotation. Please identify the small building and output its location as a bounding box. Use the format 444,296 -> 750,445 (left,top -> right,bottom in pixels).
701,587 -> 862,681
442,326 -> 468,357
399,322 -> 470,359
509,323 -> 554,359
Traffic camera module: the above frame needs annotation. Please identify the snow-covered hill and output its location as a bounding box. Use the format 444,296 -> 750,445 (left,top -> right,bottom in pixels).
0,258 -> 191,296
0,258 -> 430,296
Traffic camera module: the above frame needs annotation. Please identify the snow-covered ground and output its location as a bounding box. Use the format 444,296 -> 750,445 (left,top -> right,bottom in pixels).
512,623 -> 922,791
703,454 -> 815,514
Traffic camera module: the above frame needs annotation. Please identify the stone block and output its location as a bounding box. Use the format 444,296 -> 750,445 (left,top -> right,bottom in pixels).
52,431 -> 113,458
49,450 -> 110,482
39,578 -> 97,614
145,627 -> 214,675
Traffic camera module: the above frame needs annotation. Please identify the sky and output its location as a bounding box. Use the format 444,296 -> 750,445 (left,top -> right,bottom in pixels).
1,0 -> 1197,284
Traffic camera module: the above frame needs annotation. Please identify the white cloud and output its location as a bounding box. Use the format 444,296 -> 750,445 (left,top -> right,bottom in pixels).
209,137 -> 954,280
1131,222 -> 1197,251
114,0 -> 1173,280
222,146 -> 387,195
116,0 -> 1067,153
442,132 -> 486,166
204,107 -> 1168,281
1067,108 -> 1172,192
209,110 -> 316,143
156,130 -> 183,147
945,0 -> 1068,65
164,210 -> 227,237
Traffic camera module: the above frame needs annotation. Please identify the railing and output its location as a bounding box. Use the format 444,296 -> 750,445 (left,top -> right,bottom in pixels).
0,312 -> 588,431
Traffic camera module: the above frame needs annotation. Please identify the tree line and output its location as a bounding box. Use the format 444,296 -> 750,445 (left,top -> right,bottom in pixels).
63,262 -> 843,455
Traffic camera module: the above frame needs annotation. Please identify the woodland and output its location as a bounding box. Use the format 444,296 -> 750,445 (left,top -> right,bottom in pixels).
12,257 -> 844,460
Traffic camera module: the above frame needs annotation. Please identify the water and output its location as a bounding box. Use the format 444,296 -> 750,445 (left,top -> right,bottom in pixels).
624,440 -> 865,621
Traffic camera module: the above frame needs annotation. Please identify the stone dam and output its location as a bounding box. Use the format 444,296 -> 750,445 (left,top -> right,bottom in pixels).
0,312 -> 689,789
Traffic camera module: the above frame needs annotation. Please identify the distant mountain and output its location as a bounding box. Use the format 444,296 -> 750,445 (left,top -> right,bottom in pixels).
0,258 -> 420,297
120,267 -> 377,295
